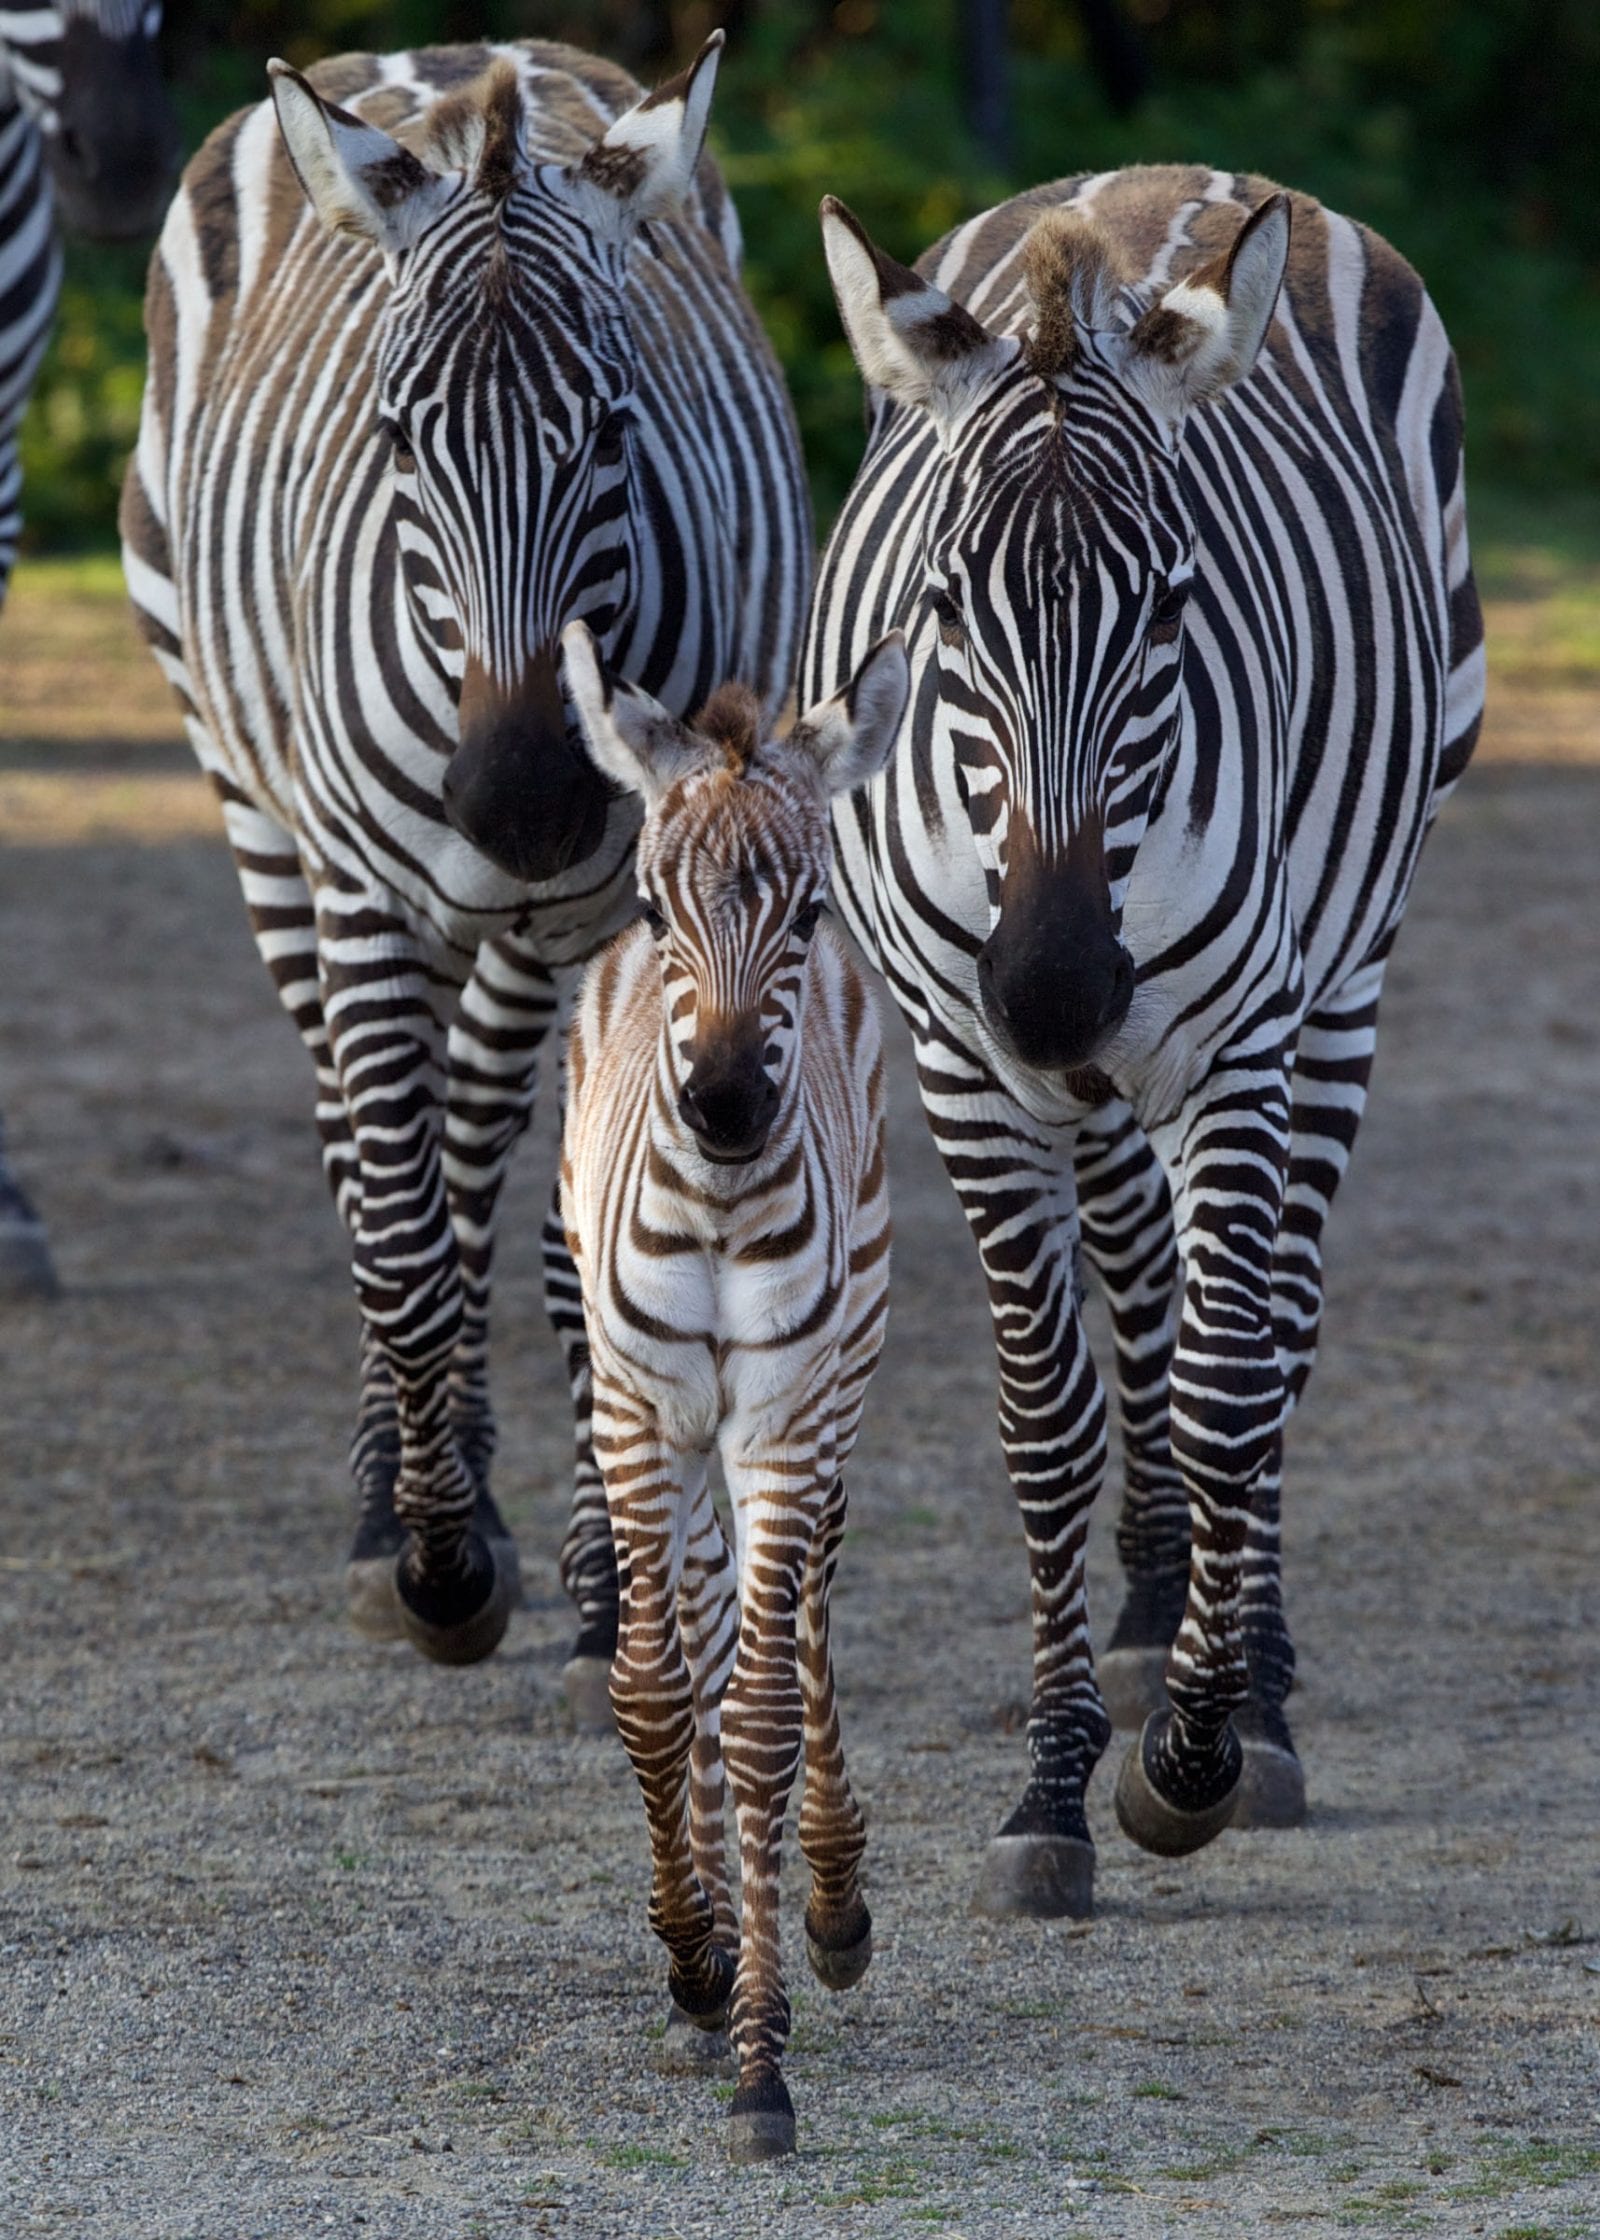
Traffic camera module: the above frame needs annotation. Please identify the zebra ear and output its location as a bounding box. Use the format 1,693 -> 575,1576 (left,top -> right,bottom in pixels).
560,623 -> 704,807
268,61 -> 453,258
821,198 -> 1016,430
568,31 -> 723,236
1126,193 -> 1291,417
791,634 -> 910,798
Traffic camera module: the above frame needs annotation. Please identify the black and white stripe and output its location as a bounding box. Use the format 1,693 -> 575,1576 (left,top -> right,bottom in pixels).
803,165 -> 1484,1903
120,37 -> 810,1667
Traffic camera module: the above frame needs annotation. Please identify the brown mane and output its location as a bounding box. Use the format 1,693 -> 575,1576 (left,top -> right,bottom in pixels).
1022,208 -> 1127,378
694,681 -> 764,774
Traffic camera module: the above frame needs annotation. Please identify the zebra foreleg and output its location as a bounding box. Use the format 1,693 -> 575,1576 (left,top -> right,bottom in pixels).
1230,970 -> 1383,1828
320,902 -> 514,1665
441,934 -> 568,1626
797,1473 -> 872,1991
599,1422 -> 737,2057
1113,1056 -> 1294,1855
921,1048 -> 1108,1920
657,1469 -> 740,2077
1073,1101 -> 1186,1728
546,1175 -> 621,1723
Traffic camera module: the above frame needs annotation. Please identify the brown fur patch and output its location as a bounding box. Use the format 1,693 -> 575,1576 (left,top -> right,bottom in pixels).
1022,208 -> 1125,377
694,682 -> 764,773
420,58 -> 524,199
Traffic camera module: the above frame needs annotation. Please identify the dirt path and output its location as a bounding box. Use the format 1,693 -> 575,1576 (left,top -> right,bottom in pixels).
1,705 -> 1598,2232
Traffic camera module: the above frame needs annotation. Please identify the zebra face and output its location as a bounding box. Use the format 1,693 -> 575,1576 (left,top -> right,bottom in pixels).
6,2 -> 178,239
562,623 -> 908,1165
823,191 -> 1290,1081
269,39 -> 725,887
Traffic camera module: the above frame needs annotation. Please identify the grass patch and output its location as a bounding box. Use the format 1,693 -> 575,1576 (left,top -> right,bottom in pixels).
1132,2081 -> 1185,2102
595,2141 -> 687,2172
1451,2141 -> 1600,2200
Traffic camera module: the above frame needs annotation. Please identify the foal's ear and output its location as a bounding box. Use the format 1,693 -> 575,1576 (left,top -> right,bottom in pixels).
268,61 -> 454,259
790,634 -> 910,798
1125,192 -> 1291,419
565,31 -> 722,239
560,623 -> 705,806
821,198 -> 1016,432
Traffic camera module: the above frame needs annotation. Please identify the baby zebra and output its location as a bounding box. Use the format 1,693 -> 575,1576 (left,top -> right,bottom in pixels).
559,619 -> 908,2163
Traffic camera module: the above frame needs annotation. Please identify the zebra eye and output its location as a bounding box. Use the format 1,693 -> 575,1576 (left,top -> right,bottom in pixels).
792,902 -> 821,943
594,410 -> 627,465
1151,580 -> 1188,631
381,420 -> 416,475
932,586 -> 965,648
643,903 -> 668,940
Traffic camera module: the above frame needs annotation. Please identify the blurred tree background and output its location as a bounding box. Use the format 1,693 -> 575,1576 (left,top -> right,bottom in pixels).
18,0 -> 1600,551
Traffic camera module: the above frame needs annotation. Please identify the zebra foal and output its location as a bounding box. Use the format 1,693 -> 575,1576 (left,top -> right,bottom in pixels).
559,620 -> 908,2163
806,168 -> 1483,1909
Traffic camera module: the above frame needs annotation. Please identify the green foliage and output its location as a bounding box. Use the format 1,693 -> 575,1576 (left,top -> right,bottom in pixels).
13,0 -> 1599,558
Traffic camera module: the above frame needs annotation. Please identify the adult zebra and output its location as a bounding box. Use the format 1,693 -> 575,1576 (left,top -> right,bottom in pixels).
120,36 -> 810,1671
0,0 -> 176,1299
804,167 -> 1483,1914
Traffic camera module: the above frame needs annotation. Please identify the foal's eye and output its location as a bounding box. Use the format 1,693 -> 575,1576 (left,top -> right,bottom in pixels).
792,902 -> 821,943
594,410 -> 627,465
642,903 -> 668,939
1150,580 -> 1188,632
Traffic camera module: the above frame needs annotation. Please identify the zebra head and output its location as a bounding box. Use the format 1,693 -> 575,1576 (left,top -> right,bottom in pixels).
0,1 -> 178,238
268,39 -> 727,886
823,191 -> 1290,1081
562,620 -> 908,1165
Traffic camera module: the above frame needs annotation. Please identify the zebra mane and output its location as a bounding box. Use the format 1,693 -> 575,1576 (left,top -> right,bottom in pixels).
693,682 -> 764,774
1022,210 -> 1127,379
420,58 -> 525,202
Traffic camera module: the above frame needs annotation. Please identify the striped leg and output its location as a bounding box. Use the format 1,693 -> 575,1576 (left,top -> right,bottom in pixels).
798,1474 -> 872,1990
1231,965 -> 1383,1827
599,1409 -> 736,2043
719,1433 -> 840,2164
220,795 -> 411,1633
318,890 -> 513,1664
1114,1051 -> 1294,1855
920,1028 -> 1108,1920
548,1162 -> 622,1714
656,1475 -> 741,2076
440,931 -> 568,1619
1074,1103 -> 1187,1726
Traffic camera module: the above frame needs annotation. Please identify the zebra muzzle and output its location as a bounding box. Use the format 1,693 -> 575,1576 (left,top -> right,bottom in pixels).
445,651 -> 615,884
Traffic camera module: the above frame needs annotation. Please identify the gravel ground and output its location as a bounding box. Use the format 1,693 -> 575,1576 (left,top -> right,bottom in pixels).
1,746 -> 1598,2239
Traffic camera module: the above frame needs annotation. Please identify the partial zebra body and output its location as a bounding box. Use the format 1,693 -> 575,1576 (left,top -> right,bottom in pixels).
0,1 -> 175,1297
805,166 -> 1483,1898
120,40 -> 810,1663
559,625 -> 904,2162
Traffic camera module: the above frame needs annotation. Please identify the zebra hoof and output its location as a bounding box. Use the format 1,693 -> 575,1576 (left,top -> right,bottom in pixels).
561,1653 -> 615,1735
805,1899 -> 872,1991
1231,1702 -> 1306,1829
1097,1646 -> 1170,1732
395,1530 -> 515,1666
1114,1710 -> 1240,1858
972,1833 -> 1095,1920
655,2003 -> 735,2078
727,2077 -> 796,2165
0,1219 -> 59,1302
